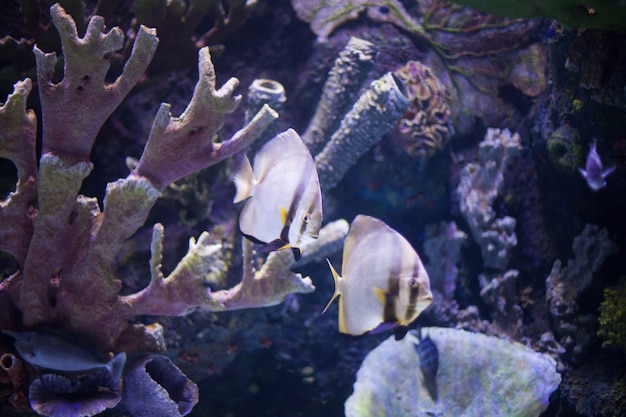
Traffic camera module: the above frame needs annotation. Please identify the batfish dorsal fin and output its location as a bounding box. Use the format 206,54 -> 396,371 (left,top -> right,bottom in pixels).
232,155 -> 255,203
253,129 -> 308,179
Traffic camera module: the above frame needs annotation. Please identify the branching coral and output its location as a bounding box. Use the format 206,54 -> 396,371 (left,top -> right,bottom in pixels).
0,3 -> 315,362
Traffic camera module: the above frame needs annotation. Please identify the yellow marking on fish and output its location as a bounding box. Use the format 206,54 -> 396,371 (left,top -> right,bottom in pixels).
280,205 -> 289,225
373,287 -> 387,306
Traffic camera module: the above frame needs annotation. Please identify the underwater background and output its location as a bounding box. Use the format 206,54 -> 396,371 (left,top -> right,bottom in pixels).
1,0 -> 626,416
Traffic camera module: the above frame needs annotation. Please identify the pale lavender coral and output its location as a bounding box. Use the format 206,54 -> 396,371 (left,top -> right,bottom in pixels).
479,269 -> 524,337
122,355 -> 198,417
346,327 -> 561,417
456,128 -> 521,270
29,372 -> 122,417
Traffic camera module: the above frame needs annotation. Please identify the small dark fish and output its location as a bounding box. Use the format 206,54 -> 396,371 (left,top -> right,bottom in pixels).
543,22 -> 563,44
415,332 -> 439,378
3,330 -> 126,384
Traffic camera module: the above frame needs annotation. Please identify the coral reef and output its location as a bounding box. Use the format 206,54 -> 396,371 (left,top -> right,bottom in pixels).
597,277 -> 626,352
456,128 -> 522,270
479,269 -> 524,337
392,60 -> 453,160
0,3 -> 288,355
345,327 -> 561,417
546,224 -> 617,365
291,0 -> 548,138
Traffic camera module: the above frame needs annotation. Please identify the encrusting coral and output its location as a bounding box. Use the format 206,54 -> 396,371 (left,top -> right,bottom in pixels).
345,327 -> 561,417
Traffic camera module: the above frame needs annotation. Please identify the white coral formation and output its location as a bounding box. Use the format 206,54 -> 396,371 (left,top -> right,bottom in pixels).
346,327 -> 561,417
456,128 -> 521,270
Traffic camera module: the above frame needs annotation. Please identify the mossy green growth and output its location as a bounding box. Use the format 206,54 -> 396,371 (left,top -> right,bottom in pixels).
598,277 -> 626,352
546,125 -> 584,174
449,0 -> 626,31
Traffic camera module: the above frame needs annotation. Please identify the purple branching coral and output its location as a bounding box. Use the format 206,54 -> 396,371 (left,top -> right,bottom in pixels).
0,2 -> 321,361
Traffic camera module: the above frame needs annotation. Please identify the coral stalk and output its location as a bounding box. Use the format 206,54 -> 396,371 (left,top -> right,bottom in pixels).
315,72 -> 410,192
0,79 -> 37,264
302,37 -> 376,156
133,47 -> 278,191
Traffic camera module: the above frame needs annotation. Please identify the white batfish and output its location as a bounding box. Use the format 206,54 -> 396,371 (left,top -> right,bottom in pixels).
323,215 -> 433,340
233,128 -> 322,261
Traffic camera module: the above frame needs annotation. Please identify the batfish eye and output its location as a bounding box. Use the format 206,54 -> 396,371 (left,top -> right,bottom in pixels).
303,213 -> 310,223
409,278 -> 419,287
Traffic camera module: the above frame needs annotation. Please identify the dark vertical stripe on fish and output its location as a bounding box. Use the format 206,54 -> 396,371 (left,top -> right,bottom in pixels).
383,236 -> 402,324
404,260 -> 422,321
283,159 -> 312,244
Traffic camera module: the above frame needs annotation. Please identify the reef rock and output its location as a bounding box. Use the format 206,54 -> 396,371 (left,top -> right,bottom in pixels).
345,327 -> 561,417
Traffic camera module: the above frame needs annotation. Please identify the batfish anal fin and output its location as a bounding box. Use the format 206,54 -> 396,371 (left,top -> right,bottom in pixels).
241,232 -> 267,246
393,325 -> 409,341
260,238 -> 290,253
369,321 -> 399,335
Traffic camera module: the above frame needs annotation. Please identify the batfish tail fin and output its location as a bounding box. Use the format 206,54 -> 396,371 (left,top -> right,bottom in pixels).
322,259 -> 342,314
233,154 -> 254,203
108,352 -> 127,385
